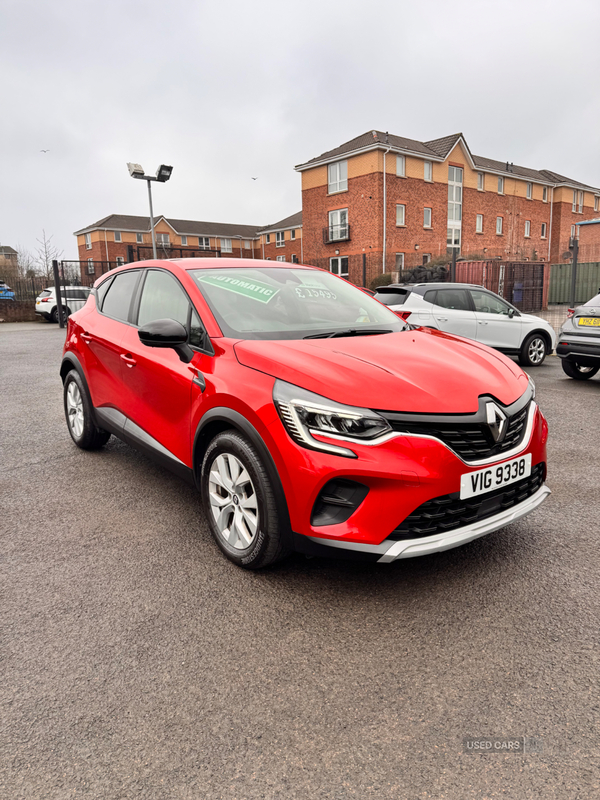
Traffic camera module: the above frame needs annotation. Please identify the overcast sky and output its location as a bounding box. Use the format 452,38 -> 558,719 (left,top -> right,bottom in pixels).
2,0 -> 600,262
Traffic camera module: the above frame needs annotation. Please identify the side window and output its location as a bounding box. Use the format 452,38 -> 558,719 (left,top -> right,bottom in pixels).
434,289 -> 471,311
471,290 -> 510,315
95,277 -> 114,310
423,290 -> 437,305
101,271 -> 140,321
189,308 -> 210,350
137,270 -> 190,328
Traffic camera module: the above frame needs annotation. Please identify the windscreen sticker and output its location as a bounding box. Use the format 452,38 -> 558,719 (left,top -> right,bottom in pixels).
295,286 -> 337,300
198,274 -> 279,303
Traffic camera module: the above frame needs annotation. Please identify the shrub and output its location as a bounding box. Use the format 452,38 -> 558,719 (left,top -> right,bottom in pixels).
369,272 -> 393,291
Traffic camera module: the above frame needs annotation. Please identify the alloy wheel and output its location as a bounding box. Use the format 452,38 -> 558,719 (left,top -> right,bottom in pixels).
208,453 -> 259,550
66,381 -> 84,438
527,337 -> 545,364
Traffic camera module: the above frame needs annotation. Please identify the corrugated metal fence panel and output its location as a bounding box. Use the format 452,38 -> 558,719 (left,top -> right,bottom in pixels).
455,261 -> 545,311
549,262 -> 600,304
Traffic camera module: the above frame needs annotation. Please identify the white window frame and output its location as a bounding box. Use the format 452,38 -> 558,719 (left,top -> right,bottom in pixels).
422,254 -> 431,265
290,230 -> 296,240
85,233 -> 92,250
328,209 -> 348,241
476,214 -> 483,233
87,258 -> 95,274
396,155 -> 406,177
114,231 -> 122,242
543,186 -> 548,203
243,240 -> 251,249
276,231 -> 285,247
595,196 -> 600,212
572,191 -> 577,212
496,216 -> 503,235
571,225 -> 576,238
578,191 -> 584,213
424,161 -> 433,182
199,237 -> 210,249
541,223 -> 547,239
276,255 -> 286,262
220,238 -> 232,253
396,204 -> 406,226
136,233 -> 144,244
265,234 -> 270,244
498,177 -> 504,195
526,183 -> 533,200
115,256 -> 125,266
329,256 -> 348,277
328,160 -> 348,193
423,208 -> 432,228
156,233 -> 170,246
477,172 -> 484,191
524,220 -> 531,238
181,235 -> 187,246
395,253 -> 405,270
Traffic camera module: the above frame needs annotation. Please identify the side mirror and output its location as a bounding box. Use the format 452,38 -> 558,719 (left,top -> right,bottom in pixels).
138,318 -> 194,363
508,308 -> 516,318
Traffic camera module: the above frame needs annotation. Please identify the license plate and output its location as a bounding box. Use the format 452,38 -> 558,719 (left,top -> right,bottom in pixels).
460,454 -> 532,499
578,317 -> 600,327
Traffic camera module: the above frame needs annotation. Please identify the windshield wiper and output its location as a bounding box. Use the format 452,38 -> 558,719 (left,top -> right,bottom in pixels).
304,328 -> 393,339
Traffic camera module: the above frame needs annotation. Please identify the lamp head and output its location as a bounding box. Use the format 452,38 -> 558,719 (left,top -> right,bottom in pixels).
156,165 -> 173,183
127,162 -> 145,178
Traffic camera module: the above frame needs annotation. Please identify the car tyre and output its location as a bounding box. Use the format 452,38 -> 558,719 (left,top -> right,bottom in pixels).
518,333 -> 547,367
561,360 -> 599,380
201,431 -> 289,569
63,370 -> 111,449
51,305 -> 70,323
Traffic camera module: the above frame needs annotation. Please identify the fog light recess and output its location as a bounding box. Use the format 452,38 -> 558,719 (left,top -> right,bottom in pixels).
311,479 -> 369,527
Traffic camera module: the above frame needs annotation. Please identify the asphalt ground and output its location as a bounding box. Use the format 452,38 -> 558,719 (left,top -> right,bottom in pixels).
1,322 -> 599,799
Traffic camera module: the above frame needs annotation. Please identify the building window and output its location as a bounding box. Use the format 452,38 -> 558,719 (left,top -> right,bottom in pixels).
276,255 -> 286,262
572,191 -> 577,212
447,228 -> 461,252
496,216 -> 503,235
578,191 -> 584,213
422,254 -> 431,265
181,235 -> 187,246
477,173 -> 485,191
156,233 -> 170,246
424,161 -> 433,182
541,223 -> 547,238
526,183 -> 533,200
396,204 -> 406,226
114,231 -> 122,242
85,233 -> 92,250
220,238 -> 232,252
396,155 -> 406,177
329,209 -> 348,240
595,196 -> 600,212
87,258 -> 95,274
543,187 -> 548,203
199,237 -> 210,249
423,208 -> 432,228
330,256 -> 348,277
328,160 -> 348,193
136,233 -> 144,244
476,214 -> 483,233
395,253 -> 405,270
290,230 -> 296,240
276,231 -> 285,247
498,177 -> 504,194
265,234 -> 270,244
525,220 -> 531,238
571,225 -> 576,238
116,256 -> 125,266
291,254 -> 299,263
448,168 -> 462,222
243,240 -> 251,249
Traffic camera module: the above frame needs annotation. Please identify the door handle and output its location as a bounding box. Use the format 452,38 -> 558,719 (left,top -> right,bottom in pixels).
478,321 -> 488,325
437,317 -> 448,321
81,332 -> 93,343
120,353 -> 137,368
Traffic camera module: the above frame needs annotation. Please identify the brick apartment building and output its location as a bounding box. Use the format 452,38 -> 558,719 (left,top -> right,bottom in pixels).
295,130 -> 600,283
257,211 -> 303,263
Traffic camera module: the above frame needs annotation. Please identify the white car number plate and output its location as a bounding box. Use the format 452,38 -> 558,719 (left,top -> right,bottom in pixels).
460,454 -> 532,499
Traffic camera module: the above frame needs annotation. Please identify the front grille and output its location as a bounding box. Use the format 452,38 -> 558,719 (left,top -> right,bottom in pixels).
379,401 -> 530,463
388,463 -> 545,541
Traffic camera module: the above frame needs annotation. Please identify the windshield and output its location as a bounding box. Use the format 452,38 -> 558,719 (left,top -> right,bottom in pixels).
190,267 -> 406,340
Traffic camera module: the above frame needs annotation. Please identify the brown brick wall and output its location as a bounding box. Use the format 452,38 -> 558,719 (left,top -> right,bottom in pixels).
261,238 -> 303,263
549,201 -> 600,263
0,301 -> 40,322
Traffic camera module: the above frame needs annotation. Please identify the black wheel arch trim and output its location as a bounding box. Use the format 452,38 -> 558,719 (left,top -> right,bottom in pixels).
193,407 -> 293,549
525,329 -> 553,353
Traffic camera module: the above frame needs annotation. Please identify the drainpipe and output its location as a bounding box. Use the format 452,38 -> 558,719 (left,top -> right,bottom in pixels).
547,186 -> 554,263
300,228 -> 304,264
104,230 -> 109,262
382,146 -> 392,273
262,236 -> 265,259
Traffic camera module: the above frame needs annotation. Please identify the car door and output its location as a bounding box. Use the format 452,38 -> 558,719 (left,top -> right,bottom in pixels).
470,289 -> 522,350
118,268 -> 209,467
79,270 -> 142,411
429,288 -> 477,339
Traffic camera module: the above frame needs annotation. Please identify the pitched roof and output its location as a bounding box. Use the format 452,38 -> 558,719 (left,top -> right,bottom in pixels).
538,169 -> 598,191
295,130 -> 438,169
423,133 -> 463,159
0,246 -> 18,255
257,211 -> 302,234
472,155 -> 550,183
74,214 -> 264,238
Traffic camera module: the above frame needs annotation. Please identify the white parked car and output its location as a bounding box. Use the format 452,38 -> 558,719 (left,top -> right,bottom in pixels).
35,286 -> 91,323
374,282 -> 556,367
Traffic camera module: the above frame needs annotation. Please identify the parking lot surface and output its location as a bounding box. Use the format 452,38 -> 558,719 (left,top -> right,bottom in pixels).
1,322 -> 599,799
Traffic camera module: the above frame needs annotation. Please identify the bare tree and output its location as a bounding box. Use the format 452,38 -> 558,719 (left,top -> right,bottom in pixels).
35,230 -> 63,279
16,246 -> 36,279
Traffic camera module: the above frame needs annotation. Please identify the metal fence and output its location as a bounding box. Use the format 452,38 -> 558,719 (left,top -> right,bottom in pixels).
548,262 -> 600,305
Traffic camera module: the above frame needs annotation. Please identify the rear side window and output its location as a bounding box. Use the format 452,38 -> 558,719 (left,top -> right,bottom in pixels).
95,277 -> 113,310
101,271 -> 140,322
39,290 -> 52,298
434,289 -> 471,311
423,290 -> 437,304
374,290 -> 408,306
137,270 -> 190,328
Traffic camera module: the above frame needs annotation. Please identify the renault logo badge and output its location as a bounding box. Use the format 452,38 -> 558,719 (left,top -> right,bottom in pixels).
486,402 -> 507,442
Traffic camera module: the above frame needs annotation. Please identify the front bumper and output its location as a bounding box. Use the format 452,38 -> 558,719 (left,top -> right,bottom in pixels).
304,483 -> 550,561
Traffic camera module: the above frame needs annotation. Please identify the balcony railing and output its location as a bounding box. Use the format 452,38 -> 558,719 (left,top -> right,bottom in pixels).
323,224 -> 350,244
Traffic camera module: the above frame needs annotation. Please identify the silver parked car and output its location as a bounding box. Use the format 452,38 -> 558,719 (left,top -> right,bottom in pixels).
35,286 -> 91,323
556,291 -> 600,380
374,282 -> 556,367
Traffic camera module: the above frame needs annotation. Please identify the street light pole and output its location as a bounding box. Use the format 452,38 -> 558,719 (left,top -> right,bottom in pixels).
146,179 -> 157,259
127,163 -> 173,261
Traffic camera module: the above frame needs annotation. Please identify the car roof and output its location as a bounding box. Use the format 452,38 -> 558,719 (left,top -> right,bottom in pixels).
173,257 -> 316,272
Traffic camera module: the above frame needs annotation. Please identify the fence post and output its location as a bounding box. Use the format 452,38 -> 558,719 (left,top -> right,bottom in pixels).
52,260 -> 65,328
570,237 -> 579,308
451,248 -> 457,282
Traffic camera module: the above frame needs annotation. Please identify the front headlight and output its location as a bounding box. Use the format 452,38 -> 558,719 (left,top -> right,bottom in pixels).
273,380 -> 391,458
528,376 -> 536,400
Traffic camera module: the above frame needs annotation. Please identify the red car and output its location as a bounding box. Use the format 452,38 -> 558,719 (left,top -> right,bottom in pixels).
61,259 -> 550,568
